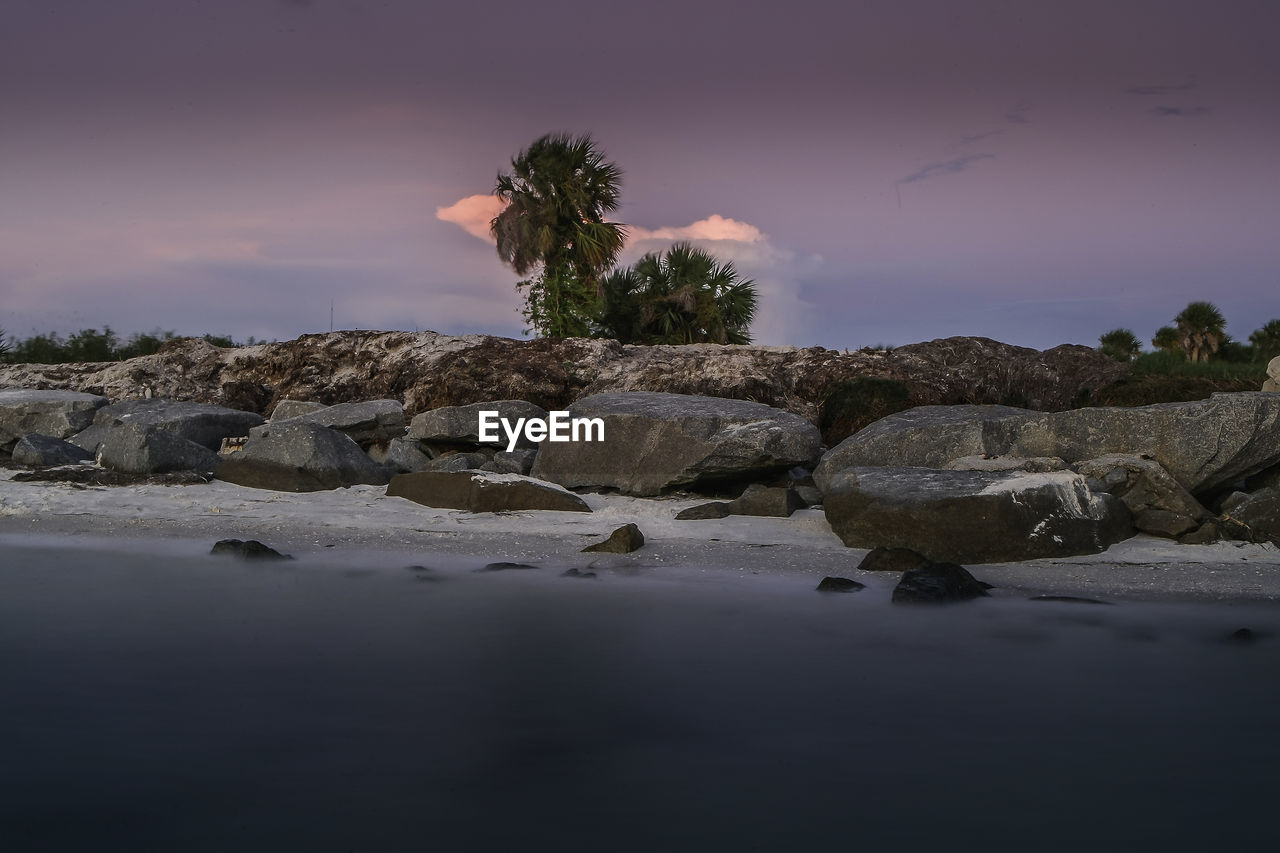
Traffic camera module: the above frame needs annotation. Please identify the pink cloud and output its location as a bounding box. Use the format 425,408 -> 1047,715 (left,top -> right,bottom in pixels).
628,214 -> 764,244
436,194 -> 505,243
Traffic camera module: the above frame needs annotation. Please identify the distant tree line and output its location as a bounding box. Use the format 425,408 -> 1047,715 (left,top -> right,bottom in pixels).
0,327 -> 263,364
1099,302 -> 1280,365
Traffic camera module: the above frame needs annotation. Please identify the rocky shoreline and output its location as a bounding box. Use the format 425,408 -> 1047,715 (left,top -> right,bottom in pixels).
2,334 -> 1279,605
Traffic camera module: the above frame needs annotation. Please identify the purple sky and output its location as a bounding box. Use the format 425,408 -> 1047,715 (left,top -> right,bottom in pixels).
3,0 -> 1278,350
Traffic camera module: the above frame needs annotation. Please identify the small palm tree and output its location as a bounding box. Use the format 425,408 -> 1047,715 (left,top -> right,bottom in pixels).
490,133 -> 626,338
1174,301 -> 1226,362
1248,319 -> 1280,363
1152,325 -> 1181,354
1098,328 -> 1142,362
597,243 -> 757,345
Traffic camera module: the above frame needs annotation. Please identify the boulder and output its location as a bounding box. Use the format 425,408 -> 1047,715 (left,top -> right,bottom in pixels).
409,400 -> 549,448
386,470 -> 591,513
214,421 -> 393,492
93,399 -> 264,451
11,434 -> 95,467
210,539 -> 293,560
1264,356 -> 1280,392
481,449 -> 537,476
728,484 -> 805,518
270,399 -> 328,421
374,436 -> 433,474
531,391 -> 822,496
582,523 -> 645,553
816,577 -> 865,593
0,389 -> 108,451
252,399 -> 405,448
1072,454 -> 1210,538
98,421 -> 220,475
68,423 -> 109,454
822,467 -> 1132,563
1220,487 -> 1280,545
815,394 -> 1280,497
675,502 -> 732,520
892,563 -> 991,604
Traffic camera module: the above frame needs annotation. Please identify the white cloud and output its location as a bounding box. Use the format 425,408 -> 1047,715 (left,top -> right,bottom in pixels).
623,215 -> 818,347
436,194 -> 504,242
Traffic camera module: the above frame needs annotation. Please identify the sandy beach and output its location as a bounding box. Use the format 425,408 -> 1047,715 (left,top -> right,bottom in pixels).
4,470 -> 1278,603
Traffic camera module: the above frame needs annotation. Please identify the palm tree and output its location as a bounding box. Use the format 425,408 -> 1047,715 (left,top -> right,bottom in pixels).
490,134 -> 626,338
597,243 -> 758,345
1152,325 -> 1181,355
1098,328 -> 1142,362
1174,301 -> 1226,362
1248,319 -> 1280,363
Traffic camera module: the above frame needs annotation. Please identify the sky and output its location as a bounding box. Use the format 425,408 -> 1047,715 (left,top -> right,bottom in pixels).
3,0 -> 1278,351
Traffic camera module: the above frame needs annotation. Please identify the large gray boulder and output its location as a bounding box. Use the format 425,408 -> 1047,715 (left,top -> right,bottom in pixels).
531,391 -> 822,496
270,399 -> 329,421
822,466 -> 1132,563
252,399 -> 405,448
98,421 -> 221,475
0,389 -> 108,451
11,434 -> 95,467
215,421 -> 392,492
93,399 -> 265,451
387,470 -> 591,513
815,394 -> 1280,497
408,400 -> 549,448
1072,454 -> 1210,538
1221,488 -> 1280,546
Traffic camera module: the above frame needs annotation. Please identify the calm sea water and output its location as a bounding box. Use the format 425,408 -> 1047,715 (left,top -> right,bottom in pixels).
1,541 -> 1277,852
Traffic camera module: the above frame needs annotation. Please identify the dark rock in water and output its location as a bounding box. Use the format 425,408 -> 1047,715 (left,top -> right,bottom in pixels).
99,421 -> 221,475
477,562 -> 538,572
892,563 -> 991,605
814,394 -> 1280,497
816,576 -> 865,593
215,421 -> 392,492
1029,595 -> 1113,605
561,567 -> 598,579
0,389 -> 109,451
676,501 -> 733,520
387,470 -> 591,513
92,399 -> 265,451
210,539 -> 292,560
251,399 -> 405,449
530,391 -> 822,497
823,466 -> 1132,563
410,400 -> 550,449
857,547 -> 931,573
582,523 -> 645,553
729,484 -> 805,518
1133,508 -> 1199,539
1230,628 -> 1256,644
11,433 -> 94,467
12,466 -> 209,486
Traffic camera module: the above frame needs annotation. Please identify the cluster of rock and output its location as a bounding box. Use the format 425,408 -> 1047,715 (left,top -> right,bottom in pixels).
813,394 -> 1280,559
4,378 -> 1279,564
0,331 -> 1126,437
